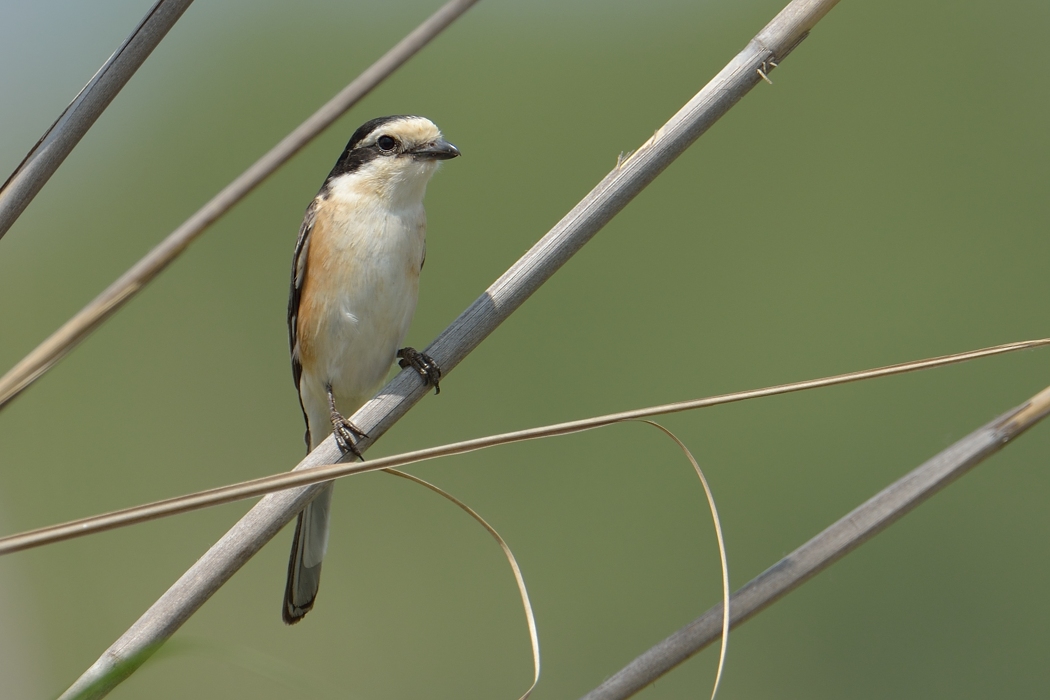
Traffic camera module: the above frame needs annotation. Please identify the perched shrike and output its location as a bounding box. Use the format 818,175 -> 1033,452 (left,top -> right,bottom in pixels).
284,115 -> 459,624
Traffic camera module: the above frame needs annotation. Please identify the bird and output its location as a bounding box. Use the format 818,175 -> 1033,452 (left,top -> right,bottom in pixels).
284,115 -> 459,624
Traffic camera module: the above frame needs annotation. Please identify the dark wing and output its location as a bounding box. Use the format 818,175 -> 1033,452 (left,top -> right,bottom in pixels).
288,200 -> 317,450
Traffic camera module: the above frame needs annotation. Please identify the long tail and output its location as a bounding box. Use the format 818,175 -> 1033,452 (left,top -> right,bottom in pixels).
283,482 -> 334,624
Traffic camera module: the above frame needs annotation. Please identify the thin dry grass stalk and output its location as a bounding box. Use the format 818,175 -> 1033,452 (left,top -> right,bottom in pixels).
58,0 -> 840,696
0,0 -> 195,241
384,469 -> 541,700
0,0 -> 481,411
2,338 -> 1044,557
636,421 -> 730,700
578,383 -> 1050,700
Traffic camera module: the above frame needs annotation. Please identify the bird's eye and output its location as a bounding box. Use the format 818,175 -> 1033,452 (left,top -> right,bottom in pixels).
376,135 -> 397,152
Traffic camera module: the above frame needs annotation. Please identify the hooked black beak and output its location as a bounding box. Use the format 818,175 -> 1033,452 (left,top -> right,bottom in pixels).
412,139 -> 461,160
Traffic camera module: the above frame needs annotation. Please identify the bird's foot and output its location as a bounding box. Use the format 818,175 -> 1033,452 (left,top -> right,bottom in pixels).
397,347 -> 442,395
330,412 -> 368,458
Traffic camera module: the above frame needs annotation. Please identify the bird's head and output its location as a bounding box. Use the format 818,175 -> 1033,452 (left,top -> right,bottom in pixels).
324,115 -> 460,205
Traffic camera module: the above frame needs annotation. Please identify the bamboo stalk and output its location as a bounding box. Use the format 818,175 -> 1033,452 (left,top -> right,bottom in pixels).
1,338 -> 1044,557
0,0 -> 195,240
58,0 -> 841,697
0,0 -> 481,411
578,383 -> 1050,700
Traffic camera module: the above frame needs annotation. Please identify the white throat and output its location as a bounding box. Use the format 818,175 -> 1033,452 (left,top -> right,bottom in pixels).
329,157 -> 439,209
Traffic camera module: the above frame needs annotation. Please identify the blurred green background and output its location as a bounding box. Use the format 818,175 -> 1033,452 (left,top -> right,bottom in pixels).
1,0 -> 1048,698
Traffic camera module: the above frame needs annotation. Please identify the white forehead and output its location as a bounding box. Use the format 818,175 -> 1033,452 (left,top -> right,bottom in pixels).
359,117 -> 441,148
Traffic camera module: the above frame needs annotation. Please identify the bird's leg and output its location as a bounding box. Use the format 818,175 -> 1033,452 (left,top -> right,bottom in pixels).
397,347 -> 442,395
327,384 -> 367,458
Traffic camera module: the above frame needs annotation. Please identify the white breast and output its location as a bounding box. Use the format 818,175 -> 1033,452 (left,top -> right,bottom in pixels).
298,177 -> 427,439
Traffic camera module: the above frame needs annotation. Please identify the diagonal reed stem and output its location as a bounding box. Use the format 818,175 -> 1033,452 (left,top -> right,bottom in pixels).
578,383 -> 1050,700
58,1 -> 840,697
1,338 -> 1044,557
0,0 -> 481,412
0,0 -> 195,241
